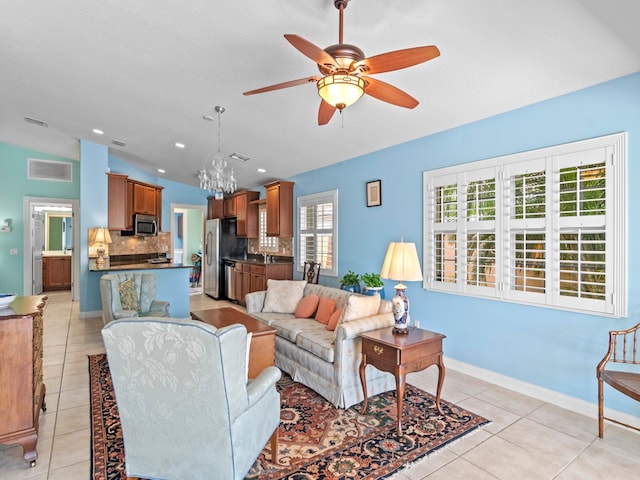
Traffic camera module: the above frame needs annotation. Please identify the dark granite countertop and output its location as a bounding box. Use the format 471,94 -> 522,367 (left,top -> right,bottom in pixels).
89,262 -> 192,272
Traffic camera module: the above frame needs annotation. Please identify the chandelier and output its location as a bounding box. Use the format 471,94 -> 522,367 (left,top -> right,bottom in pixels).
198,106 -> 237,197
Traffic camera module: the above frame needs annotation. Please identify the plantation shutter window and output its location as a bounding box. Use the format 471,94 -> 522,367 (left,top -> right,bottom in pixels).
297,190 -> 338,277
423,133 -> 626,317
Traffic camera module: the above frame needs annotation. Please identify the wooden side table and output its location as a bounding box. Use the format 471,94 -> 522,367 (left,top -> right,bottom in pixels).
359,326 -> 446,436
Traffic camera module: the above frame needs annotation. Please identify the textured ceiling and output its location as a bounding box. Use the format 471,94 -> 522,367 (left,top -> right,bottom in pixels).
1,0 -> 639,189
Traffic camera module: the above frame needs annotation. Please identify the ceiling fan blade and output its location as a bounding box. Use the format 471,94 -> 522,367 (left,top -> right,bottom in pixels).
318,100 -> 337,126
284,34 -> 338,69
353,46 -> 440,75
364,76 -> 419,109
243,76 -> 319,96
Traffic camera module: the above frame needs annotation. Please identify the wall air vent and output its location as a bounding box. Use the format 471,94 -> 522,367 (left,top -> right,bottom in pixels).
24,116 -> 48,128
111,139 -> 126,147
28,158 -> 73,182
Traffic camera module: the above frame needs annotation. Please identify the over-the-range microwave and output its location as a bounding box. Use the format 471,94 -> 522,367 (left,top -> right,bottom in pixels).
134,214 -> 158,237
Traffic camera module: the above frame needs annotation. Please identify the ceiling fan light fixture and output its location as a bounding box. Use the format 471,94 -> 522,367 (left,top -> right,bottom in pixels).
317,74 -> 365,110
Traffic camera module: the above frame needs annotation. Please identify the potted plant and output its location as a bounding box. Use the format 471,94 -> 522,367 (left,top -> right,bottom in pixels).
339,270 -> 361,293
361,272 -> 385,299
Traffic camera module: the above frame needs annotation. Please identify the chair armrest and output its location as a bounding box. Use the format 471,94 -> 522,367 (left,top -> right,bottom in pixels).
247,366 -> 281,407
150,300 -> 170,314
336,312 -> 395,341
112,309 -> 139,320
245,291 -> 266,314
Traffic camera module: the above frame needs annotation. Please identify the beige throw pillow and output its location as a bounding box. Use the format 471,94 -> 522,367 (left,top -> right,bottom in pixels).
341,294 -> 380,323
262,280 -> 307,313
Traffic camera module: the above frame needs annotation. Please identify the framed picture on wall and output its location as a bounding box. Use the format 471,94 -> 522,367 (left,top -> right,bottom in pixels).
366,180 -> 382,207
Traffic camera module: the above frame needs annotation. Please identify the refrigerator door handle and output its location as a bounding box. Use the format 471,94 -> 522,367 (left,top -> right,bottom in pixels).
206,231 -> 213,266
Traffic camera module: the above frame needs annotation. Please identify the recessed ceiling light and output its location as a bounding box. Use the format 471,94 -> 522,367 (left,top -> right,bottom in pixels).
92,128 -> 104,135
257,168 -> 266,173
157,168 -> 166,174
175,142 -> 185,149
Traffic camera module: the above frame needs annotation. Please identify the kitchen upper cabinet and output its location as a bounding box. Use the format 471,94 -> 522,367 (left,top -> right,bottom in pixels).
133,183 -> 159,216
107,173 -> 132,230
107,173 -> 163,231
235,191 -> 259,238
207,197 -> 224,219
265,180 -> 294,237
223,196 -> 237,217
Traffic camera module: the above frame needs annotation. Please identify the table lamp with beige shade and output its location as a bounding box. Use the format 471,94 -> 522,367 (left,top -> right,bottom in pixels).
90,227 -> 112,269
380,240 -> 423,334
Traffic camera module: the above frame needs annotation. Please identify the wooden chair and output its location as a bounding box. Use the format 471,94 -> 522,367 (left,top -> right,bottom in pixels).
596,320 -> 640,438
302,261 -> 321,284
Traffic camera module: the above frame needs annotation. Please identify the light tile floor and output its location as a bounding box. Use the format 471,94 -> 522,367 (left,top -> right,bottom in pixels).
1,291 -> 638,479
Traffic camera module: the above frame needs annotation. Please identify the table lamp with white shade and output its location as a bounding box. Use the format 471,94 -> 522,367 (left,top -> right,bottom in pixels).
380,240 -> 423,334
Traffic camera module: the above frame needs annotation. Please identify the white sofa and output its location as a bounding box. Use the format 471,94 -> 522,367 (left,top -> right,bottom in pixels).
245,282 -> 395,408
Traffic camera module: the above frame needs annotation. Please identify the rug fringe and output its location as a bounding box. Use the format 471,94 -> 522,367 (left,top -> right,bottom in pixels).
386,422 -> 491,480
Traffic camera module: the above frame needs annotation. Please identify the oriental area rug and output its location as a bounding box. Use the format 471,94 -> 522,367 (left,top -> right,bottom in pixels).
89,354 -> 489,479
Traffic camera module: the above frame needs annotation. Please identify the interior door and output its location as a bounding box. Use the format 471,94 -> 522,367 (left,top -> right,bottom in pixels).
32,211 -> 43,294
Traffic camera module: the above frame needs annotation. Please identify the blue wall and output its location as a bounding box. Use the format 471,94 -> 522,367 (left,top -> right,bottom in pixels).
289,71 -> 640,417
0,143 -> 80,294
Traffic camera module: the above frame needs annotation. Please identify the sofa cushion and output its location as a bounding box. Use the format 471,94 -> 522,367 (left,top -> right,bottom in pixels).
295,294 -> 319,318
326,307 -> 344,331
119,278 -> 139,312
295,328 -> 336,363
271,317 -> 310,343
342,295 -> 380,323
303,284 -> 351,310
262,280 -> 307,313
315,297 -> 336,324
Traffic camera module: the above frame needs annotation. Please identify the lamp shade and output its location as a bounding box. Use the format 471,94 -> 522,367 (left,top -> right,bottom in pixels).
380,241 -> 423,283
317,74 -> 365,109
90,227 -> 112,245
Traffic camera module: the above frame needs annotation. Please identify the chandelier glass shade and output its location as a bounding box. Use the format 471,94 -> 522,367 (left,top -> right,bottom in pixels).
317,73 -> 365,110
199,106 -> 237,197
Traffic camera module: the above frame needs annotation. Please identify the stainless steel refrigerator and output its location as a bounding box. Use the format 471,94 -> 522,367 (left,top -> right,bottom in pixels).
203,218 -> 247,299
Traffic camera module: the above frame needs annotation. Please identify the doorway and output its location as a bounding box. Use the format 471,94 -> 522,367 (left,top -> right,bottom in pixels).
170,204 -> 206,294
23,197 -> 80,301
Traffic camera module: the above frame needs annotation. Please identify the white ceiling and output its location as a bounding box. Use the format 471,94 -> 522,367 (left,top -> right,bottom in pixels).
1,0 -> 639,190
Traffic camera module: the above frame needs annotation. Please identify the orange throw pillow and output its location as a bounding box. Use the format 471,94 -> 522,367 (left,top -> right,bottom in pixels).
315,297 -> 336,324
294,294 -> 320,318
326,307 -> 344,331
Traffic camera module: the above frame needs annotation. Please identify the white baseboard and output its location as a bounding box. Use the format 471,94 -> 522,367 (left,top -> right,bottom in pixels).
78,310 -> 102,320
445,356 -> 640,430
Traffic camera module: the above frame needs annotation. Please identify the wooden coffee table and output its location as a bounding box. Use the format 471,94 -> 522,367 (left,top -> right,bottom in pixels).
190,307 -> 276,379
359,326 -> 446,436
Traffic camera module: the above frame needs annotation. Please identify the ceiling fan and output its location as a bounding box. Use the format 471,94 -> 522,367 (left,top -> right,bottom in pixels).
243,0 -> 440,125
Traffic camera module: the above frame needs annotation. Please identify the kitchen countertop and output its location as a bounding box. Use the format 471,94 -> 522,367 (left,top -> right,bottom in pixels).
89,262 -> 192,272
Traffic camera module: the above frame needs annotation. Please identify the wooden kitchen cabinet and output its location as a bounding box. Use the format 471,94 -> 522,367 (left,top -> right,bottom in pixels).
107,173 -> 163,231
223,196 -> 237,217
133,183 -> 160,216
265,181 -> 294,237
250,264 -> 267,293
235,191 -> 259,238
107,173 -> 132,230
207,197 -> 224,219
0,296 -> 48,467
42,256 -> 71,291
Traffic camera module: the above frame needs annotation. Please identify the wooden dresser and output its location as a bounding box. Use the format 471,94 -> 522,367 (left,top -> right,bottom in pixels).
0,295 -> 48,466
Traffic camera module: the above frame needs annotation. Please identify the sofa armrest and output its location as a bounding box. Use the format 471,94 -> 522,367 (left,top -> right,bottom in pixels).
245,291 -> 266,314
336,312 -> 395,341
150,300 -> 170,314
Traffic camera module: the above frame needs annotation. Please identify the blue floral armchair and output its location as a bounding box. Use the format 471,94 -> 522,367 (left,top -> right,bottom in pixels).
99,272 -> 170,325
102,318 -> 281,480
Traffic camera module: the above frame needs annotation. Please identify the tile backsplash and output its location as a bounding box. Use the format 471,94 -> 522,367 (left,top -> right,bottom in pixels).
248,237 -> 293,257
108,231 -> 171,256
